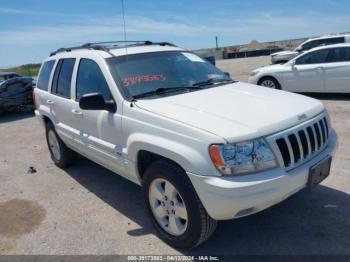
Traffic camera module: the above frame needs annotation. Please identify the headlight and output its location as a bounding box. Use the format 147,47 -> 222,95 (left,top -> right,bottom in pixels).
250,71 -> 259,77
209,138 -> 277,175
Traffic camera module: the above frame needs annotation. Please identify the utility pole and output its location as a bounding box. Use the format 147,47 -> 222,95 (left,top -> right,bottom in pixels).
215,36 -> 219,50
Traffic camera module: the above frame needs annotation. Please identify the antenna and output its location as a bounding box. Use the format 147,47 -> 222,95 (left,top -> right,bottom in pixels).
121,0 -> 128,54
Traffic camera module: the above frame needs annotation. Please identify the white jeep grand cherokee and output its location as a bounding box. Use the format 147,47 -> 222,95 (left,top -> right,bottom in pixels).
34,41 -> 337,249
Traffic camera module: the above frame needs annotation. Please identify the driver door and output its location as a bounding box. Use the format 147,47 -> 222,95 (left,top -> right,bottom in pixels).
73,58 -> 125,175
282,49 -> 329,92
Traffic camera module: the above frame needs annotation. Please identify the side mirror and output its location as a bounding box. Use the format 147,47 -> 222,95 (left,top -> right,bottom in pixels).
79,93 -> 116,113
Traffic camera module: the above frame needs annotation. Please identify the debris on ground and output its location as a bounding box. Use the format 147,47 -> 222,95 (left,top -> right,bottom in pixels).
26,166 -> 37,174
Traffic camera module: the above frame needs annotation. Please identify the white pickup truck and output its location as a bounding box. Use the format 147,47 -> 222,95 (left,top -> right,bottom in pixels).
34,41 -> 337,249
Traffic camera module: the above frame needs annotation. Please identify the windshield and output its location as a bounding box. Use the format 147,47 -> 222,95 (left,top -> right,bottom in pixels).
107,51 -> 232,98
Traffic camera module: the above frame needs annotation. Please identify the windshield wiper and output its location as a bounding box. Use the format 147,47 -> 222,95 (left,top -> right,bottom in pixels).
133,86 -> 202,99
192,78 -> 235,87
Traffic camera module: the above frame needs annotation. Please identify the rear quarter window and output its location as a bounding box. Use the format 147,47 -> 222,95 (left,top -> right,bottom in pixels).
37,60 -> 55,91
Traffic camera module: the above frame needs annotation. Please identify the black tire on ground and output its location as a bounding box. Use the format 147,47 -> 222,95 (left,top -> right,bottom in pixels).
142,159 -> 217,249
258,76 -> 281,89
45,122 -> 76,168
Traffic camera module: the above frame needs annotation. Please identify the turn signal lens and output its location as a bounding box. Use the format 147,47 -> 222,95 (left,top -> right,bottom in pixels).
209,145 -> 224,169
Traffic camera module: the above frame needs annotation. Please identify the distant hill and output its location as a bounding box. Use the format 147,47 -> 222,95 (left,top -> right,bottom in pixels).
0,63 -> 41,77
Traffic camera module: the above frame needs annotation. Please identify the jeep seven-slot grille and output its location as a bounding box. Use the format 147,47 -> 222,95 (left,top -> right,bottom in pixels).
274,116 -> 329,168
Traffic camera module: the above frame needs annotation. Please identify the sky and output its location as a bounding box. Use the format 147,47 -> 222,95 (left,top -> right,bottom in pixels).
0,0 -> 350,67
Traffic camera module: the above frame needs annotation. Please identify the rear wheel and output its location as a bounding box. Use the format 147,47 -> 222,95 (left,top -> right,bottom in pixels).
258,77 -> 281,89
143,159 -> 217,249
45,122 -> 76,168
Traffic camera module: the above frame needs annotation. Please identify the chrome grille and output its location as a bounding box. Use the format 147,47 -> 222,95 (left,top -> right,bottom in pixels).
267,114 -> 329,169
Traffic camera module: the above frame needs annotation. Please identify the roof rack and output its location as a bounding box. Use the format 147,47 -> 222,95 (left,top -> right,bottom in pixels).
50,41 -> 177,56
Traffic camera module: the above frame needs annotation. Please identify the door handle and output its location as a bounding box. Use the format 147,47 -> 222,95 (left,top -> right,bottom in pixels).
46,99 -> 54,104
71,109 -> 83,115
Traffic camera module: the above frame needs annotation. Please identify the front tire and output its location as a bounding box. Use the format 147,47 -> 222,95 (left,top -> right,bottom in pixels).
142,160 -> 217,249
45,122 -> 76,168
258,76 -> 281,89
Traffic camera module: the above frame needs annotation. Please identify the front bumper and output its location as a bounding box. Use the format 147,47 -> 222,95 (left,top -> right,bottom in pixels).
248,75 -> 259,85
187,129 -> 338,220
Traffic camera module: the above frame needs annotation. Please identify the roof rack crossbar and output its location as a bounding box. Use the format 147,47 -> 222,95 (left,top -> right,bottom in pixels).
50,41 -> 176,56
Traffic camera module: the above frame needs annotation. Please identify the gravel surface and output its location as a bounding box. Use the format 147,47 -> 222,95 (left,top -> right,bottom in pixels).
0,56 -> 349,255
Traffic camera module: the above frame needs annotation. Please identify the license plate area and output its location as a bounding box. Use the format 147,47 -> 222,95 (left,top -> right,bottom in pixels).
308,156 -> 332,189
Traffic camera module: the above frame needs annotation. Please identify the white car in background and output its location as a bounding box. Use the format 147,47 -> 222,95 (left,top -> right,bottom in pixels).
271,34 -> 350,64
249,43 -> 350,93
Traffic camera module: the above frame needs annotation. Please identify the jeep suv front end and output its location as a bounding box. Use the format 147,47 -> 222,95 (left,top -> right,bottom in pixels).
188,112 -> 337,220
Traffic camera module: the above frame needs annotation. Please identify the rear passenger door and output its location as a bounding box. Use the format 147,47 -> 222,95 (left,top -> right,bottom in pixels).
48,58 -> 81,147
324,47 -> 350,92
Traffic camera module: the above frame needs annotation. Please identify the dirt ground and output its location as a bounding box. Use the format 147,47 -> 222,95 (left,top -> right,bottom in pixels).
0,56 -> 349,255
217,56 -> 271,82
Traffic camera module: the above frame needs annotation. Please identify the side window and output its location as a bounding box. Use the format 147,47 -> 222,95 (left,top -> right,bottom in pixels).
37,60 -> 55,91
52,58 -> 75,98
323,37 -> 345,45
327,48 -> 345,63
302,40 -> 319,51
296,49 -> 330,65
345,48 -> 350,62
327,47 -> 350,63
76,59 -> 112,101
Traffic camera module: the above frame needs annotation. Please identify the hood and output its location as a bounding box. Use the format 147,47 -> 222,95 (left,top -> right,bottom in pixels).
135,82 -> 324,142
257,63 -> 285,72
272,50 -> 299,56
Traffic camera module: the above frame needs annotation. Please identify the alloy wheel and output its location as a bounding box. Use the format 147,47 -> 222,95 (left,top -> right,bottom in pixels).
148,178 -> 188,236
261,79 -> 277,88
